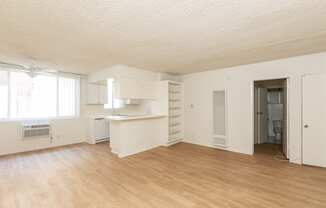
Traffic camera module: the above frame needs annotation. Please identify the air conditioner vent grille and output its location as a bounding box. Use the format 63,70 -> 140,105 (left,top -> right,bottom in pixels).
24,128 -> 50,138
22,121 -> 51,139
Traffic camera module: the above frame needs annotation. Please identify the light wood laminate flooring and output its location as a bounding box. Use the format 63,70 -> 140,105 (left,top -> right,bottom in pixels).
1,142 -> 326,208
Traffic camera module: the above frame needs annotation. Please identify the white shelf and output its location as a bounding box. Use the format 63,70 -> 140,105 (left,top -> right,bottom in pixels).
168,82 -> 181,86
169,99 -> 181,102
168,80 -> 182,144
169,122 -> 181,127
169,107 -> 181,110
213,134 -> 226,139
158,80 -> 183,146
169,91 -> 180,94
169,115 -> 181,118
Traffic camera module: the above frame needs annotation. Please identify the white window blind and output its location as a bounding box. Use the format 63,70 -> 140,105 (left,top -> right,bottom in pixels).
10,72 -> 57,118
0,68 -> 80,120
59,77 -> 77,116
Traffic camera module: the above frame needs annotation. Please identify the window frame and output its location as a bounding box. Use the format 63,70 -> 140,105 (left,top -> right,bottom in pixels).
0,69 -> 80,122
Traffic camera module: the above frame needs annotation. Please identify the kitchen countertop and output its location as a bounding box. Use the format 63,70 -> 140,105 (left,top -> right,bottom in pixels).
85,115 -> 109,119
107,114 -> 166,121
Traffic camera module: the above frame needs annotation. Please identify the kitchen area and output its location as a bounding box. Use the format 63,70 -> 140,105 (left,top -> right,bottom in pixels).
85,65 -> 183,158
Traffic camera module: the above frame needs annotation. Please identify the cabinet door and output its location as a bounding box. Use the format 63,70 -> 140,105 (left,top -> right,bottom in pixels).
87,84 -> 99,104
116,78 -> 156,99
99,85 -> 108,104
139,81 -> 157,99
116,79 -> 139,99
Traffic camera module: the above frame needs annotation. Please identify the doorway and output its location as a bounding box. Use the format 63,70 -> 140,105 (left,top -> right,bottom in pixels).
254,79 -> 288,160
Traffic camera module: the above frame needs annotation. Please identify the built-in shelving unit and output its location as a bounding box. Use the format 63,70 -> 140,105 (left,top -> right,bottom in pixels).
167,81 -> 183,145
157,80 -> 184,146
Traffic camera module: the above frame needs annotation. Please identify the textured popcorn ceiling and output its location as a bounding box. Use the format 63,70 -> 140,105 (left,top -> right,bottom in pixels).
0,0 -> 326,74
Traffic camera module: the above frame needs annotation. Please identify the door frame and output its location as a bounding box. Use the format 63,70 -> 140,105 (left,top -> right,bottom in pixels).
255,87 -> 268,144
251,77 -> 290,157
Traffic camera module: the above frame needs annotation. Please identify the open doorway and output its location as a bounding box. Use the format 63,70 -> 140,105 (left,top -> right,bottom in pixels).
254,78 -> 288,160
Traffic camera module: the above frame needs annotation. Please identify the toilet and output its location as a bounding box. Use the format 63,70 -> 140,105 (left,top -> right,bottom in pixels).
273,120 -> 283,144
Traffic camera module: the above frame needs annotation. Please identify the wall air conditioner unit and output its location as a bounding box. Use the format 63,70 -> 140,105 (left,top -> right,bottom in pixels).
22,120 -> 51,139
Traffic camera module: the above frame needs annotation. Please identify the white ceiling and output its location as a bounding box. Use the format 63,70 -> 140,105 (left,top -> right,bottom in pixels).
0,0 -> 326,74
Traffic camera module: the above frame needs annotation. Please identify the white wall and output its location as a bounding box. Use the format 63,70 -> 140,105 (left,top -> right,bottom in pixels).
0,119 -> 88,156
182,52 -> 326,164
0,74 -> 89,156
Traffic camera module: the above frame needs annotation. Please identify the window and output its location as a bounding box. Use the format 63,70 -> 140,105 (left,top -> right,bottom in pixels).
105,78 -> 114,109
0,68 -> 80,120
104,78 -> 124,109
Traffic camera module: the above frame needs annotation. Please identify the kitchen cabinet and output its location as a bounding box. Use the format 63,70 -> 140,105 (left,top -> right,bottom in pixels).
87,83 -> 107,105
99,85 -> 108,104
114,78 -> 157,100
109,115 -> 164,157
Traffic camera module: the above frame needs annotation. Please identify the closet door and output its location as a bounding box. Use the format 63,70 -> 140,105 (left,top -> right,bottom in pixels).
302,74 -> 326,168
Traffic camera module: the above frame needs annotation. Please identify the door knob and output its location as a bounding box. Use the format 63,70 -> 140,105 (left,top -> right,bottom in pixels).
304,124 -> 309,128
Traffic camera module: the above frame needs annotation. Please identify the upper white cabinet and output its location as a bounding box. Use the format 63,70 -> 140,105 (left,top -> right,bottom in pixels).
87,83 -> 107,105
114,78 -> 157,100
99,85 -> 108,104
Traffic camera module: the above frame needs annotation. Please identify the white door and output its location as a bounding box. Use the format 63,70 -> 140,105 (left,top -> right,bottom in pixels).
303,74 -> 326,168
257,87 -> 268,144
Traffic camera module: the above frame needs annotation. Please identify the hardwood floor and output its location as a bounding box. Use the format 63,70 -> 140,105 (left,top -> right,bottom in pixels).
254,143 -> 287,159
1,142 -> 326,208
